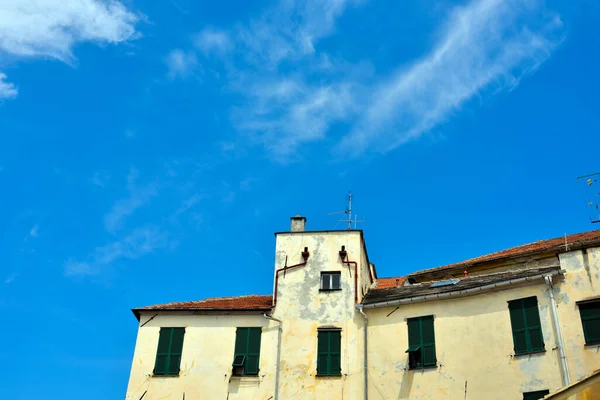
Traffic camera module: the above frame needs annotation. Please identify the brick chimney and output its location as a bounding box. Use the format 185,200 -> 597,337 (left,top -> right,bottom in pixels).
290,215 -> 307,232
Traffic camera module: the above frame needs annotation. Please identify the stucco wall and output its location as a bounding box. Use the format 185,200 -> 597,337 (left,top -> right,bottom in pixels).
366,282 -> 564,399
557,247 -> 600,382
125,313 -> 279,399
271,231 -> 368,399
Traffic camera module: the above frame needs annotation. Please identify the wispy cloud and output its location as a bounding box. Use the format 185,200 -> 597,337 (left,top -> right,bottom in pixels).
0,0 -> 139,63
164,49 -> 198,80
0,0 -> 139,100
0,73 -> 17,99
103,168 -> 157,233
194,28 -> 232,56
90,172 -> 110,188
29,224 -> 39,238
192,0 -> 564,160
64,225 -> 169,276
343,0 -> 565,154
4,272 -> 17,284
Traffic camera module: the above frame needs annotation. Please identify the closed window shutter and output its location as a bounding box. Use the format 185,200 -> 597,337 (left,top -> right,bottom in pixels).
523,297 -> 544,352
245,328 -> 262,375
579,302 -> 600,345
167,328 -> 185,375
407,319 -> 420,349
154,328 -> 171,375
509,299 -> 528,354
329,331 -> 341,375
420,316 -> 436,367
154,327 -> 185,376
317,331 -> 329,375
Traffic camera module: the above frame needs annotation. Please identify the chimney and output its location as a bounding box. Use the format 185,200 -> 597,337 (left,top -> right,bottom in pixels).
290,215 -> 307,232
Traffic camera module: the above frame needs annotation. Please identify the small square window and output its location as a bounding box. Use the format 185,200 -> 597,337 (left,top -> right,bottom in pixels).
523,389 -> 549,400
321,272 -> 341,290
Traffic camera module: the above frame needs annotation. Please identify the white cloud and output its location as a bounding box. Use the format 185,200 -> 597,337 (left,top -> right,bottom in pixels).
64,226 -> 169,276
165,49 -> 198,79
29,224 -> 39,238
0,0 -> 139,63
0,72 -> 17,99
104,168 -> 158,233
194,28 -> 232,55
4,272 -> 17,284
342,0 -> 564,153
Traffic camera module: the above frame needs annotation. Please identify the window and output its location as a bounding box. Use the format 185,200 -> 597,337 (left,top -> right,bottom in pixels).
578,300 -> 600,345
406,315 -> 436,369
321,272 -> 341,290
508,297 -> 545,355
153,327 -> 185,376
232,327 -> 262,376
317,329 -> 341,376
523,389 -> 550,400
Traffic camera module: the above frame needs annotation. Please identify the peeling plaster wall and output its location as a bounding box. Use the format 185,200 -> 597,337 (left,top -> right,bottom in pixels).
557,247 -> 600,382
125,313 -> 277,400
272,231 -> 369,400
366,283 -> 564,399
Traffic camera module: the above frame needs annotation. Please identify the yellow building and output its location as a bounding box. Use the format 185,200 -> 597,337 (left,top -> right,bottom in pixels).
126,216 -> 600,399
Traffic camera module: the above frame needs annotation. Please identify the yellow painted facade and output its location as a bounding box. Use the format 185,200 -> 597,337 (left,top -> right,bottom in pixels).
125,222 -> 600,399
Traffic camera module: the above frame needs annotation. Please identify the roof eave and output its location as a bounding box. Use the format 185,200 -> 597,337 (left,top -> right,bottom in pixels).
132,307 -> 273,321
408,238 -> 600,280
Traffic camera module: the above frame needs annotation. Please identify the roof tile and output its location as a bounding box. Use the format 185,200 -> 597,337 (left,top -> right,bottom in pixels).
139,294 -> 273,311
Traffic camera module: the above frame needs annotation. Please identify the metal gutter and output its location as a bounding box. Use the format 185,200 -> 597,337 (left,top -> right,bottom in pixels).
356,305 -> 369,400
132,308 -> 273,321
363,270 -> 564,309
263,314 -> 283,400
544,275 -> 570,387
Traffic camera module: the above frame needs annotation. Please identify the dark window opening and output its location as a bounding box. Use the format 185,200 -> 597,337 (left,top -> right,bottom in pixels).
321,272 -> 341,291
508,297 -> 545,355
406,316 -> 436,369
153,327 -> 185,376
232,327 -> 262,376
578,300 -> 600,345
523,389 -> 550,400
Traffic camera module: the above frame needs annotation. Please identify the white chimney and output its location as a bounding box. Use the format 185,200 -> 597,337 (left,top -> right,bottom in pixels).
290,215 -> 307,232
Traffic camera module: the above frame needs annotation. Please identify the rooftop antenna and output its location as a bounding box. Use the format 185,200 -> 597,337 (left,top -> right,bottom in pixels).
577,172 -> 600,224
327,191 -> 364,230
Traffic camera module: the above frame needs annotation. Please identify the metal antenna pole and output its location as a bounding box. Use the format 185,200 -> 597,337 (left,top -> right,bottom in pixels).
347,192 -> 352,230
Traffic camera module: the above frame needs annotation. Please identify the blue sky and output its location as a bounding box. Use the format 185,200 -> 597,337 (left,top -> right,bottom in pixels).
1,0 -> 599,398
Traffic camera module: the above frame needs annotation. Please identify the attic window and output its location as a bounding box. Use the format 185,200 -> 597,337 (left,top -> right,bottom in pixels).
430,279 -> 460,288
321,272 -> 341,291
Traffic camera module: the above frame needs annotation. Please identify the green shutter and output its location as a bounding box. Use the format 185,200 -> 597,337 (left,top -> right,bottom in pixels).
317,330 -> 341,376
420,316 -> 436,367
509,297 -> 544,355
154,327 -> 185,376
232,327 -> 262,376
329,331 -> 341,375
406,316 -> 436,369
509,299 -> 528,354
523,389 -> 550,400
579,302 -> 600,345
317,331 -> 328,375
245,328 -> 262,375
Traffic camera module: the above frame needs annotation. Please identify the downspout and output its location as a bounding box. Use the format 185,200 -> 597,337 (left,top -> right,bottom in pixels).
356,304 -> 369,400
339,246 -> 359,303
264,314 -> 283,400
273,248 -> 310,306
544,275 -> 570,387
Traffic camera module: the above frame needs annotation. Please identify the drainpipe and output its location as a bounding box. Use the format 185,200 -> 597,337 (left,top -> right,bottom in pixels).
544,275 -> 570,387
356,304 -> 369,400
339,246 -> 359,303
264,314 -> 283,400
273,248 -> 310,306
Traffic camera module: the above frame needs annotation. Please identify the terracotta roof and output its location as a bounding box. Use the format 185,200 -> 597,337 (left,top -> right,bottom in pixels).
364,266 -> 561,306
136,294 -> 273,313
373,276 -> 406,289
410,230 -> 600,278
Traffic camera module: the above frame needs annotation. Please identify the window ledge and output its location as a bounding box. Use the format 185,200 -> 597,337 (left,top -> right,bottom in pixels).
316,374 -> 342,378
513,349 -> 546,357
319,289 -> 342,292
408,365 -> 438,371
230,375 -> 260,380
584,342 -> 600,347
